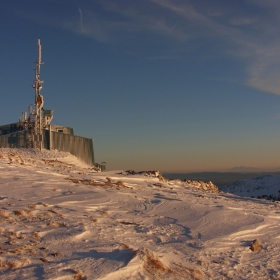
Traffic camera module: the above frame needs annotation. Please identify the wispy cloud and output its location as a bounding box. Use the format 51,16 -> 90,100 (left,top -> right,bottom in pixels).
147,0 -> 280,96
246,43 -> 280,95
78,7 -> 85,34
7,0 -> 280,95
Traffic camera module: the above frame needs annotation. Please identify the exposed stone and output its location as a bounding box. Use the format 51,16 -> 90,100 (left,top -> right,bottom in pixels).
122,170 -> 219,192
124,170 -> 167,181
184,180 -> 219,193
249,239 -> 261,252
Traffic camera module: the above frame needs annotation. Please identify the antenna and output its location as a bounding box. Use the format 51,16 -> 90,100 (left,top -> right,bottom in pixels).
32,39 -> 44,150
33,39 -> 44,104
19,39 -> 53,150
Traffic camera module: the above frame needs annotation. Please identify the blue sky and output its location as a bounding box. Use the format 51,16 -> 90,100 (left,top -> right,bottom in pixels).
1,0 -> 280,172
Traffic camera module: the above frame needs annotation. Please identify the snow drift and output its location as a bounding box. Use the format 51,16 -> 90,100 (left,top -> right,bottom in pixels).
0,148 -> 280,279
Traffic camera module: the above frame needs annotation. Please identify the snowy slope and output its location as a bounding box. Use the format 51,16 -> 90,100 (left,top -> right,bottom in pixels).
221,175 -> 280,200
0,148 -> 280,279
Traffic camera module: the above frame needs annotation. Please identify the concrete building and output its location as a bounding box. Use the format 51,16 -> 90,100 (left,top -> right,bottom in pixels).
0,122 -> 95,167
0,39 -> 103,169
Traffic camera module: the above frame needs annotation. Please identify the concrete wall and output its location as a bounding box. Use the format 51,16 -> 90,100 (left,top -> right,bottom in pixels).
0,123 -> 23,136
46,130 -> 95,166
0,130 -> 31,149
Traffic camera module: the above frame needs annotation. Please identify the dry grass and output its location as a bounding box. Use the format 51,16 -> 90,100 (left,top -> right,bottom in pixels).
20,258 -> 30,266
73,269 -> 86,280
32,232 -> 40,239
5,230 -> 17,238
4,240 -> 16,245
6,260 -> 19,269
4,234 -> 13,240
18,155 -> 24,164
0,210 -> 9,217
0,257 -> 5,269
135,251 -> 171,279
29,240 -> 40,246
65,178 -> 80,184
28,205 -> 37,209
134,248 -> 169,275
58,214 -> 65,219
134,248 -> 203,279
48,209 -> 58,214
8,246 -> 25,254
270,276 -> 280,280
116,181 -> 127,187
14,210 -> 25,216
65,177 -> 112,188
121,243 -> 130,249
47,209 -> 64,219
51,252 -> 61,257
145,252 -> 168,273
48,220 -> 67,227
48,220 -> 60,227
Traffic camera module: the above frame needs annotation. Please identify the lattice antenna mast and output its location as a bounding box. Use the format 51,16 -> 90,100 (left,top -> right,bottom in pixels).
32,39 -> 44,150
33,39 -> 44,105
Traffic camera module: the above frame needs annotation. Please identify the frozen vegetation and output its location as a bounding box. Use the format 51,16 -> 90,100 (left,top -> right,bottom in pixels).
0,148 -> 279,279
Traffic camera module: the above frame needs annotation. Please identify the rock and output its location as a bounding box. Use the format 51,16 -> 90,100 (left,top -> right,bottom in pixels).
249,239 -> 261,252
184,180 -> 219,193
124,170 -> 168,181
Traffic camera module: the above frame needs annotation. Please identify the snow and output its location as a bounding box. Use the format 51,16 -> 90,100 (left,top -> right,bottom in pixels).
221,175 -> 280,200
0,148 -> 280,279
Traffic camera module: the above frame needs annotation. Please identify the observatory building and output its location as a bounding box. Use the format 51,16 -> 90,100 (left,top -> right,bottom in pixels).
0,39 -> 98,168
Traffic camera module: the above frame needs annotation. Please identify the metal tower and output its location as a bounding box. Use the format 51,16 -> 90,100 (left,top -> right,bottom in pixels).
31,39 -> 44,150
19,39 -> 53,150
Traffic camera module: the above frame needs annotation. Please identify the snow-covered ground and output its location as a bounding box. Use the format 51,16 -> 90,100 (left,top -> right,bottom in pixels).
221,175 -> 280,201
0,148 -> 280,279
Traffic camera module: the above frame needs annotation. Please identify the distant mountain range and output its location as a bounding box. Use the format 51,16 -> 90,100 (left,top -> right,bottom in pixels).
163,171 -> 280,188
221,175 -> 280,200
229,166 -> 280,172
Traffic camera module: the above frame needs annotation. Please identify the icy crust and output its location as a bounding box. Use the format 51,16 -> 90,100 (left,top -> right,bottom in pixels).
221,175 -> 280,200
0,148 -> 280,279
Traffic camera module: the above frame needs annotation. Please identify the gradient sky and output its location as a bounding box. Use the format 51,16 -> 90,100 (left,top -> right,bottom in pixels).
1,0 -> 280,172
